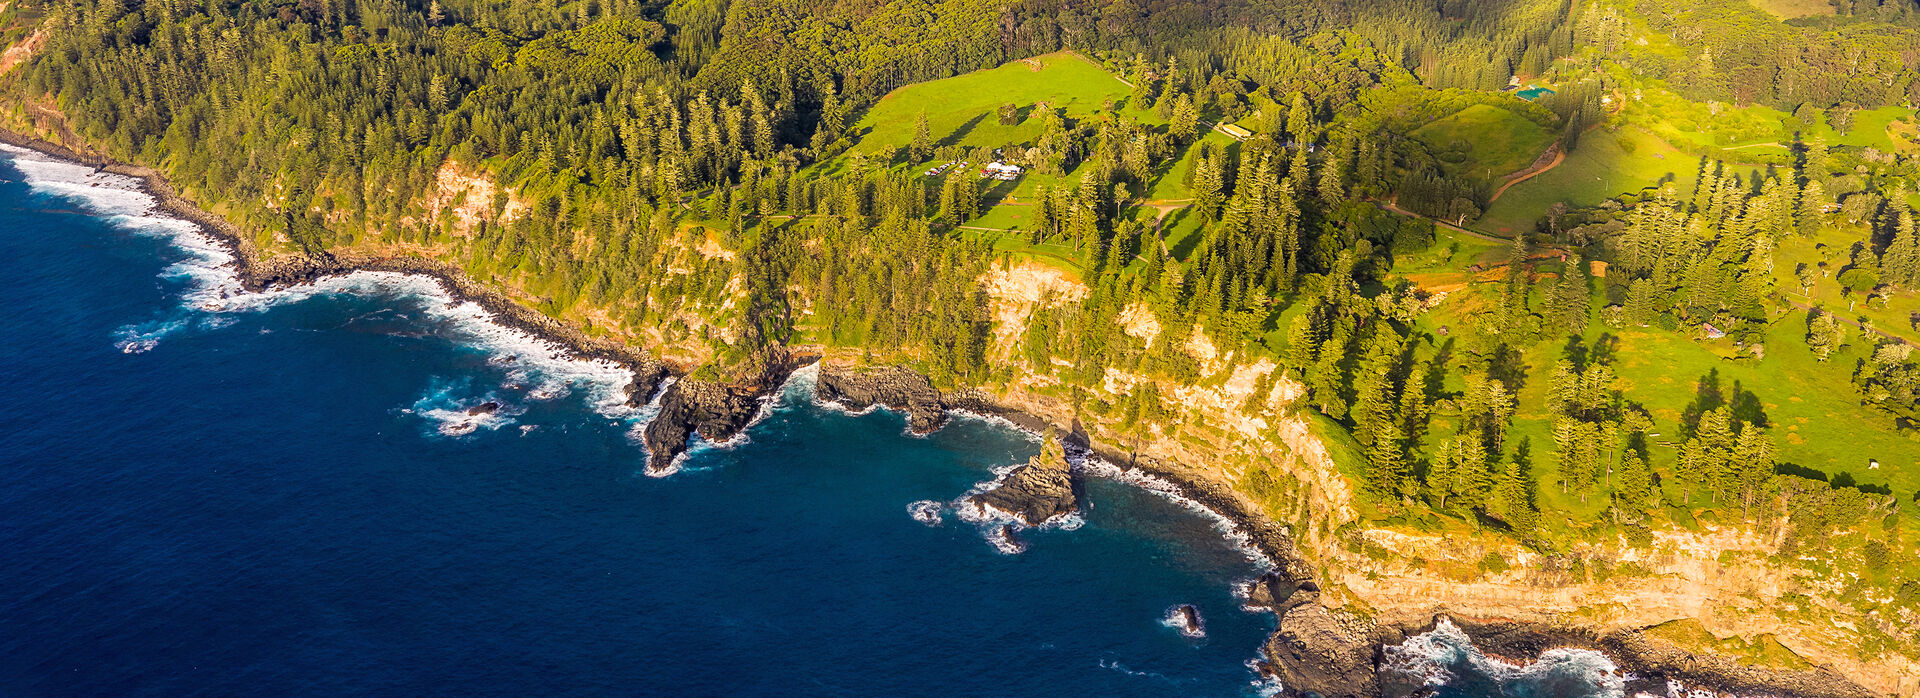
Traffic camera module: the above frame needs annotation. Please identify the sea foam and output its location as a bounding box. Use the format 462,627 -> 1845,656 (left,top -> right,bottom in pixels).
1381,617 -> 1628,698
2,144 -> 648,442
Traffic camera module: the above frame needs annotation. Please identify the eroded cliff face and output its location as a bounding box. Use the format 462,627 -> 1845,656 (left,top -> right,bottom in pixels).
960,287 -> 1910,697
4,97 -> 1900,691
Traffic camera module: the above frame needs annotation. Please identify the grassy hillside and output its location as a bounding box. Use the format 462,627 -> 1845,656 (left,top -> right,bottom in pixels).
1412,103 -> 1555,180
1479,128 -> 1709,235
844,51 -> 1151,162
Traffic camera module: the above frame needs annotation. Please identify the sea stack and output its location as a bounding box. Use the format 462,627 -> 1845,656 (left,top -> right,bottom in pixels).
1172,604 -> 1204,637
968,428 -> 1077,526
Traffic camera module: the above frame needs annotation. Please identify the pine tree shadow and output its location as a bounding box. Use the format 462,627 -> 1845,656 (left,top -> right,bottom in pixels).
1561,333 -> 1618,370
1164,208 -> 1201,259
937,112 -> 989,149
1681,369 -> 1769,435
1489,344 -> 1528,394
980,177 -> 1022,209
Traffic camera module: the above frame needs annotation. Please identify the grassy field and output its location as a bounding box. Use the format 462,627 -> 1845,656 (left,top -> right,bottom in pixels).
1146,130 -> 1232,201
843,51 -> 1151,162
804,50 -> 1215,277
1411,275 -> 1919,539
1620,79 -> 1915,157
1478,127 -> 1715,236
1624,88 -> 1794,152
1890,117 -> 1920,156
1412,103 -> 1556,181
1823,106 -> 1917,152
1392,228 -> 1508,292
1772,230 -> 1920,346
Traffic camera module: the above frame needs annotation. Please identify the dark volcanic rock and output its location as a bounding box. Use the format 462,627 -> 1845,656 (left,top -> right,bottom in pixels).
967,430 -> 1077,526
1436,617 -> 1877,698
642,380 -> 762,472
466,401 -> 501,416
1172,604 -> 1204,637
641,350 -> 816,472
1244,571 -> 1319,614
814,364 -> 948,432
1263,604 -> 1379,698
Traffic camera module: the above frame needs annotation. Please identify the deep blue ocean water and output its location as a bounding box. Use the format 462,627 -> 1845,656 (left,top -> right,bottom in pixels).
0,146 -> 1636,697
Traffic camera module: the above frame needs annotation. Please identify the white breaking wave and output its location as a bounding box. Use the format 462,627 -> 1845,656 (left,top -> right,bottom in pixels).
954,402 -> 1275,570
1095,658 -> 1198,690
1382,618 -> 1627,697
1073,456 -> 1275,571
982,524 -> 1025,555
1160,605 -> 1206,639
1245,660 -> 1286,698
2,144 -> 649,441
907,500 -> 944,526
946,408 -> 1044,443
404,377 -> 523,438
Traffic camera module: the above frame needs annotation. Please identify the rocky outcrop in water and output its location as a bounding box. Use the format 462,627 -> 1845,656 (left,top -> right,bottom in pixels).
1263,603 -> 1380,698
967,430 -> 1078,526
814,364 -> 949,432
1172,604 -> 1204,637
640,349 -> 815,472
1241,573 -> 1378,698
642,380 -> 761,472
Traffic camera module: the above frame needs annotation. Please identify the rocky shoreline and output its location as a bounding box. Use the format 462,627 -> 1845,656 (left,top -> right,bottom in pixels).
1410,616 -> 1877,698
801,363 -> 1881,698
0,130 -> 1878,698
640,347 -> 818,472
0,127 -> 675,402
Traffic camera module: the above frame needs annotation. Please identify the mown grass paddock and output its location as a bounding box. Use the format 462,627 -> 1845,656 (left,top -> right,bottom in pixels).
1411,103 -> 1556,182
1478,127 -> 1724,237
842,51 -> 1152,165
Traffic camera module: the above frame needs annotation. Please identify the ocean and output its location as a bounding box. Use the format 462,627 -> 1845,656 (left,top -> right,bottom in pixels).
0,145 -> 1635,697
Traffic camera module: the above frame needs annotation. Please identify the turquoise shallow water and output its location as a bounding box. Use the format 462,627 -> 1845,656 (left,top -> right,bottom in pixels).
0,145 -> 1635,697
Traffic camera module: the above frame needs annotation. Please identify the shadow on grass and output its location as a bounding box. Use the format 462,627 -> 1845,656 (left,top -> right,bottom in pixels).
1681,369 -> 1769,434
937,112 -> 989,149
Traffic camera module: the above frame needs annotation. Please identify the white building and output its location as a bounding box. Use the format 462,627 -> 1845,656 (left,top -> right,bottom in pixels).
982,162 -> 1022,180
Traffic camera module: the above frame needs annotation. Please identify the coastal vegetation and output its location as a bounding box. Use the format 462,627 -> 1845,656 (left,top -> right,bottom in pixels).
3,0 -> 1919,692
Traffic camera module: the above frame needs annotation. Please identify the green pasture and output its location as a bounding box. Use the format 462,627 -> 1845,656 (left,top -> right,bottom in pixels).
1772,229 -> 1920,346
1409,274 -> 1917,537
1412,103 -> 1556,180
1748,0 -> 1835,18
1478,127 -> 1719,236
845,51 -> 1151,161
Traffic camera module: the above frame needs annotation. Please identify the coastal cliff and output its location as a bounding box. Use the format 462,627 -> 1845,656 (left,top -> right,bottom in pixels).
0,124 -> 1897,697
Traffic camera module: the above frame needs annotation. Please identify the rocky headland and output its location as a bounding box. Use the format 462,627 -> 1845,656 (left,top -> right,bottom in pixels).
640,348 -> 817,472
